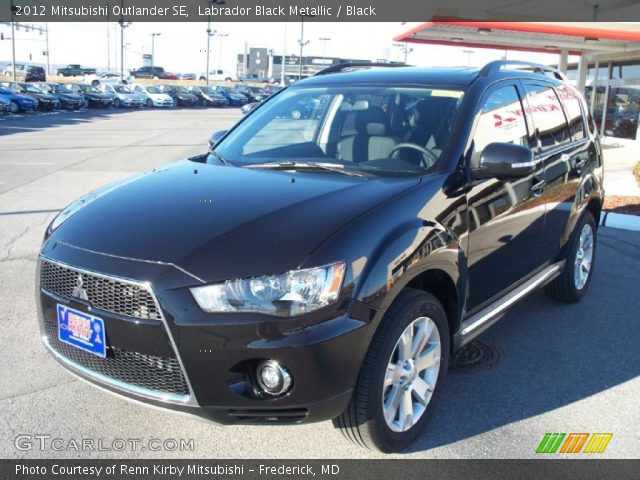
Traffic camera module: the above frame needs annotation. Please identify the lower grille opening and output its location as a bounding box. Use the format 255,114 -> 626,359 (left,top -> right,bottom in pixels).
43,315 -> 189,397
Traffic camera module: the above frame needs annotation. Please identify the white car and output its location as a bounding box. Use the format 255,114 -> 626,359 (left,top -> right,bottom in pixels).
86,71 -> 134,87
98,84 -> 143,108
197,69 -> 235,82
131,84 -> 174,107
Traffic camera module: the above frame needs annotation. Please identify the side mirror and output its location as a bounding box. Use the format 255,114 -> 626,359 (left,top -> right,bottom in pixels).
473,142 -> 535,180
209,130 -> 228,148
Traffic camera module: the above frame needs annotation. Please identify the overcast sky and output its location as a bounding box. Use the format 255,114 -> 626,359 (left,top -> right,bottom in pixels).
0,22 -> 573,74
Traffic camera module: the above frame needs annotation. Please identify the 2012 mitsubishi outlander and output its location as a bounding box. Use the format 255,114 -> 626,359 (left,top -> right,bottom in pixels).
37,61 -> 603,452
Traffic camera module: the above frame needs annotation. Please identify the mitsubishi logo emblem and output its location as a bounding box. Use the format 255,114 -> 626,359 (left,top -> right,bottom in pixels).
72,274 -> 89,301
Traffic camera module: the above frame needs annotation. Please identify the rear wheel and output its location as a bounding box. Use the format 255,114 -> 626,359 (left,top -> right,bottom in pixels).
545,211 -> 596,303
333,289 -> 449,452
152,75 -> 159,80
113,98 -> 121,108
146,98 -> 153,108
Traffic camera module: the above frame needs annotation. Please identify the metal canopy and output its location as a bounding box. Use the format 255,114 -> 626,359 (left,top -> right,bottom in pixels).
394,22 -> 640,56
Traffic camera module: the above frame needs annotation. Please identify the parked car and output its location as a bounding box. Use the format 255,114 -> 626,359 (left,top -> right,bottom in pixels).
213,85 -> 248,106
57,64 -> 97,77
6,82 -> 60,110
240,102 -> 260,115
238,72 -> 269,83
130,66 -> 177,80
263,84 -> 283,96
0,95 -> 11,114
64,83 -> 113,108
34,83 -> 85,110
235,85 -> 266,103
0,85 -> 38,112
197,69 -> 234,82
186,86 -> 228,107
131,84 -> 174,107
35,61 -> 603,454
3,63 -> 46,82
99,84 -> 143,108
177,73 -> 196,81
159,85 -> 199,107
2,63 -> 25,77
86,71 -> 134,87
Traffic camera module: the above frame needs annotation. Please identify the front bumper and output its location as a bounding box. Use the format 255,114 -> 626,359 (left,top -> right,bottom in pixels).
36,246 -> 371,424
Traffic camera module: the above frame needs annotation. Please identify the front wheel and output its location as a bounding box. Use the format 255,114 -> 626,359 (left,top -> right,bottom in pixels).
146,99 -> 153,108
545,211 -> 597,303
333,289 -> 449,452
9,101 -> 19,113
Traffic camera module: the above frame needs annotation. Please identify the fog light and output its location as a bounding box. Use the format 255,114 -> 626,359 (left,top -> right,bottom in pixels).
257,360 -> 292,396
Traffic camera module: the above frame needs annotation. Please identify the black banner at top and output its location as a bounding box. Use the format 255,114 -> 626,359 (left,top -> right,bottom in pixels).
2,0 -> 640,22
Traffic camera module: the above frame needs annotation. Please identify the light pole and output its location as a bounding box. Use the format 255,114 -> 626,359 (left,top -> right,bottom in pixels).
151,32 -> 161,67
463,49 -> 474,67
217,33 -> 228,70
118,0 -> 131,83
298,16 -> 310,80
319,37 -> 331,63
205,23 -> 215,86
281,22 -> 287,85
10,0 -> 17,81
44,22 -> 50,76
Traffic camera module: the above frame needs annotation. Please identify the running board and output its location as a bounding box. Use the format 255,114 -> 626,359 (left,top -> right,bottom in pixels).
459,263 -> 563,345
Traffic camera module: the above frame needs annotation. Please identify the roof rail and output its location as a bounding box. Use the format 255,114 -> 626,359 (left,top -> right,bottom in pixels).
479,60 -> 567,81
314,62 -> 408,76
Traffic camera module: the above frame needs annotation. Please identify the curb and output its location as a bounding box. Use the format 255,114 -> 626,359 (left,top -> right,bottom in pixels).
600,211 -> 640,232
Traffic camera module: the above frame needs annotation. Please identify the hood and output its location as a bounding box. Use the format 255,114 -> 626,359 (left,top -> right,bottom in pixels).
50,161 -> 420,283
56,92 -> 83,100
150,93 -> 172,101
85,92 -> 111,99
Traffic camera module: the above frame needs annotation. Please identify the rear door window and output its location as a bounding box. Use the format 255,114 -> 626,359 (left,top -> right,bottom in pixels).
555,85 -> 587,140
523,83 -> 572,149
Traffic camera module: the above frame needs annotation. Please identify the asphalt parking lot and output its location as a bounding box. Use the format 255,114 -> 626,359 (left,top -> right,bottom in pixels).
0,108 -> 638,459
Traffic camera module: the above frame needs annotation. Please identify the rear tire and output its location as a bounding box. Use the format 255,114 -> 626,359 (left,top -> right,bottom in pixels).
545,211 -> 597,303
333,288 -> 449,452
146,99 -> 153,108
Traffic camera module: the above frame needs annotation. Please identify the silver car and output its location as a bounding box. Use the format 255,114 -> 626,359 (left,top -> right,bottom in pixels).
99,84 -> 143,108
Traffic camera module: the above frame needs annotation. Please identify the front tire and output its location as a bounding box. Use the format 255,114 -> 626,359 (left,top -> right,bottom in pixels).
146,99 -> 153,108
333,289 -> 449,452
9,101 -> 19,113
546,211 -> 597,303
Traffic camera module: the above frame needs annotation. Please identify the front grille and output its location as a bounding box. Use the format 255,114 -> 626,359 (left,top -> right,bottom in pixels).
43,315 -> 190,396
40,260 -> 162,320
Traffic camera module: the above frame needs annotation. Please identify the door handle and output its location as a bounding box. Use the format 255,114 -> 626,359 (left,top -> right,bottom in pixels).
530,177 -> 546,197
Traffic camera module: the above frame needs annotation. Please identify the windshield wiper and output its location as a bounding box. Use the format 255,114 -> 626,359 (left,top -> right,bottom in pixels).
244,161 -> 366,177
209,150 -> 234,167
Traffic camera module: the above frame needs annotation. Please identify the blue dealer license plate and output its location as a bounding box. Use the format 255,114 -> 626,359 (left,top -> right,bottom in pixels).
57,304 -> 106,358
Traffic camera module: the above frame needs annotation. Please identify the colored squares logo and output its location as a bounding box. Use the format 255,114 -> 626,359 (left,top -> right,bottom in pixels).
537,433 -> 612,454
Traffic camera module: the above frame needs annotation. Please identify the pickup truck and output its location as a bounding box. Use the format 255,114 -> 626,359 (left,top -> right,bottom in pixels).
56,65 -> 97,77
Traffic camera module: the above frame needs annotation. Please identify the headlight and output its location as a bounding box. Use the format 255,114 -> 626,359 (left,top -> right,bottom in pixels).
191,262 -> 345,316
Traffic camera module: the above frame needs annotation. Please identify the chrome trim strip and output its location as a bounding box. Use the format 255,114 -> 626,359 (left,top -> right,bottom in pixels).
42,336 -> 191,404
460,263 -> 562,338
38,256 -> 198,406
55,240 -> 206,284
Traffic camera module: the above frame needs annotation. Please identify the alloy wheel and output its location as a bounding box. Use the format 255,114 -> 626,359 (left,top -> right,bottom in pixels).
382,316 -> 441,433
574,223 -> 594,290
9,101 -> 19,113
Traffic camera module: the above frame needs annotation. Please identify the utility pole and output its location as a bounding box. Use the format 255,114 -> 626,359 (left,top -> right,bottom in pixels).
118,0 -> 131,83
281,22 -> 287,85
107,4 -> 111,71
151,32 -> 161,67
44,22 -> 50,76
10,0 -> 17,81
319,37 -> 331,63
217,33 -> 228,70
298,16 -> 310,80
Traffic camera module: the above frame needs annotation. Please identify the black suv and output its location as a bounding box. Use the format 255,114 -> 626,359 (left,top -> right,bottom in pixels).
37,61 -> 603,452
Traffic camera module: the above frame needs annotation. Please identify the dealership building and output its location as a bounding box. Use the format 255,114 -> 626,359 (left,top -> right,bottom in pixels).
396,22 -> 640,141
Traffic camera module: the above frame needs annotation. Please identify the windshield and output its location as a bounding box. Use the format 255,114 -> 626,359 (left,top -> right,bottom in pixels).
80,85 -> 100,93
173,86 -> 188,93
113,85 -> 131,93
21,84 -> 42,93
0,86 -> 16,94
211,85 -> 465,175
